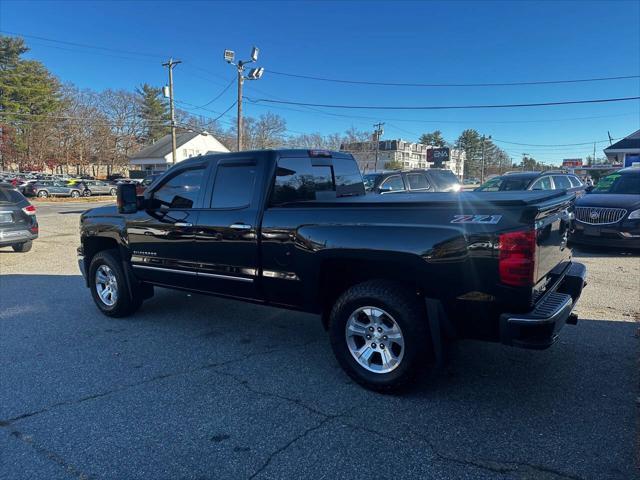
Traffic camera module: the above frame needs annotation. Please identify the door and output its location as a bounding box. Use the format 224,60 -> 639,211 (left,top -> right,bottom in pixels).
193,157 -> 262,300
127,164 -> 208,289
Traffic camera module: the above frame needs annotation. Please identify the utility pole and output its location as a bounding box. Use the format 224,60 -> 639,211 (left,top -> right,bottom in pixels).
480,134 -> 491,183
162,58 -> 181,164
224,47 -> 264,151
373,122 -> 384,171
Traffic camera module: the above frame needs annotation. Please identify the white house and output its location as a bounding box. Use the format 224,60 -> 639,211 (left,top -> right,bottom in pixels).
129,131 -> 229,173
603,129 -> 640,167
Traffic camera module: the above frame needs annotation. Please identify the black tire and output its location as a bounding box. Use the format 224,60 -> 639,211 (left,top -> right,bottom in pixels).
83,189 -> 92,197
109,188 -> 117,196
88,249 -> 143,317
12,241 -> 32,253
70,190 -> 80,198
37,190 -> 48,198
329,280 -> 431,392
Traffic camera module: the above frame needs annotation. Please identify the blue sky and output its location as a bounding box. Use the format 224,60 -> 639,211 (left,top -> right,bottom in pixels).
1,0 -> 639,162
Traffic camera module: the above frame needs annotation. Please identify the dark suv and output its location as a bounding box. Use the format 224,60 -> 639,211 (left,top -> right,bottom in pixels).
476,171 -> 586,196
363,169 -> 461,194
0,186 -> 38,252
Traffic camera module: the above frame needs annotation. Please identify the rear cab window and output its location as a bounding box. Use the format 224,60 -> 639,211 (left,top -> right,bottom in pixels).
210,163 -> 257,209
270,156 -> 365,206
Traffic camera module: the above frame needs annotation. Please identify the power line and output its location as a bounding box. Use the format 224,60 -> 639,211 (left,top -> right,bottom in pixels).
492,138 -> 617,147
268,70 -> 640,88
0,30 -> 165,59
248,96 -> 640,110
194,78 -> 236,108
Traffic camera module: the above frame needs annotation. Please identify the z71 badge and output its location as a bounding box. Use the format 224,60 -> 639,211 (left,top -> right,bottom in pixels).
451,214 -> 502,224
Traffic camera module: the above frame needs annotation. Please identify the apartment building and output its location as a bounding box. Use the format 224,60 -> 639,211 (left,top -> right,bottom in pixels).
341,139 -> 465,178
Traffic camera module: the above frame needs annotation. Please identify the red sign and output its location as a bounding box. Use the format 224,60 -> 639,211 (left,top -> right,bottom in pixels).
562,159 -> 583,167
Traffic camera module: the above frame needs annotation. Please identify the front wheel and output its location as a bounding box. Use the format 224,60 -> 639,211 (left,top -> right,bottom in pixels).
70,190 -> 80,198
37,190 -> 48,198
329,280 -> 432,392
88,250 -> 143,317
83,189 -> 92,197
109,188 -> 117,196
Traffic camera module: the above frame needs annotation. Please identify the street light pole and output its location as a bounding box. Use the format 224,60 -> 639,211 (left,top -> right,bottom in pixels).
162,58 -> 181,164
224,47 -> 264,152
237,66 -> 244,152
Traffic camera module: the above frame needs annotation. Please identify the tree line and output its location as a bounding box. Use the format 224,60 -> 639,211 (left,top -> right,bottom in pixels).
1,34 -> 553,178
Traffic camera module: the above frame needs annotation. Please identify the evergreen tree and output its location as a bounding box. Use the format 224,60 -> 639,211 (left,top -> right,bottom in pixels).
418,130 -> 446,147
136,83 -> 170,144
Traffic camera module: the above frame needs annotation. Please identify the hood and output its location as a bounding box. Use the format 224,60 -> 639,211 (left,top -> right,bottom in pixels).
81,204 -> 119,219
576,193 -> 640,210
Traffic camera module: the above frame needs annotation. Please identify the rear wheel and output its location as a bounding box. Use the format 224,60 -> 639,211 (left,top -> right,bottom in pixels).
83,189 -> 92,197
37,190 -> 48,198
70,190 -> 80,198
329,280 -> 431,392
109,188 -> 117,196
12,241 -> 32,253
88,250 -> 143,317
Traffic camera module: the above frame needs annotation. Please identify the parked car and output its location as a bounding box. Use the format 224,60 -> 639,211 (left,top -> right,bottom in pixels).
463,177 -> 480,185
23,180 -> 84,198
0,186 -> 38,252
82,180 -> 118,197
78,149 -> 585,392
363,169 -> 461,194
136,174 -> 162,195
570,167 -> 640,249
476,171 -> 586,196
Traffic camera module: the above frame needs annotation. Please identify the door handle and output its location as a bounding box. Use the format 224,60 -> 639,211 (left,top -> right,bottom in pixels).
174,222 -> 193,227
229,223 -> 252,230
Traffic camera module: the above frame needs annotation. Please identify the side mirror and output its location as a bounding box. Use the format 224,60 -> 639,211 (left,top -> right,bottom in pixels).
117,183 -> 138,214
378,187 -> 392,194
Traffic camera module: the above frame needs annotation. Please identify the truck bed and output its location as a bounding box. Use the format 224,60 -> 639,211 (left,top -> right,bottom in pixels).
280,190 -> 571,208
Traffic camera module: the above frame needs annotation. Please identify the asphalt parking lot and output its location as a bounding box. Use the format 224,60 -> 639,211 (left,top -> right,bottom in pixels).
1,201 -> 639,480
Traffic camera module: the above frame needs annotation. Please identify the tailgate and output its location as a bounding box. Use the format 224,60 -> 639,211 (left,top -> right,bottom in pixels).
532,194 -> 573,286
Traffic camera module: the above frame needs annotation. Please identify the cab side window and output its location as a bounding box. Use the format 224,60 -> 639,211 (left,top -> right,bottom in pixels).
407,173 -> 431,190
152,167 -> 205,209
530,176 -> 553,190
552,175 -> 572,190
568,176 -> 583,187
380,175 -> 405,192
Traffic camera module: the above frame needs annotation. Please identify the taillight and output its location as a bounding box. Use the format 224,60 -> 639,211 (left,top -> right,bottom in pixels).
22,205 -> 37,215
499,229 -> 537,287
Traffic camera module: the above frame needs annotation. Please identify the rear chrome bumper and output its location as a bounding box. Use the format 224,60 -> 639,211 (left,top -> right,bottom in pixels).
0,229 -> 37,246
500,262 -> 586,350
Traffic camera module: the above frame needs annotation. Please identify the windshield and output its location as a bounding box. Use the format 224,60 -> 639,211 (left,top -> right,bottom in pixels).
363,174 -> 380,191
592,172 -> 640,194
476,175 -> 533,191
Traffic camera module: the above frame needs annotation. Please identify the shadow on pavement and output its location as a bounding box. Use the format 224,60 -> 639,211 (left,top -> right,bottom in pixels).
1,273 -> 638,480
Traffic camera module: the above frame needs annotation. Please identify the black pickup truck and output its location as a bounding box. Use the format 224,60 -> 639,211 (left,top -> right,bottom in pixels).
78,149 -> 586,391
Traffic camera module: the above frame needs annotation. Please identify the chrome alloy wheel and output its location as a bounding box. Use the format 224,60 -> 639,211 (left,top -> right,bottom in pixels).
95,265 -> 118,306
345,306 -> 405,374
